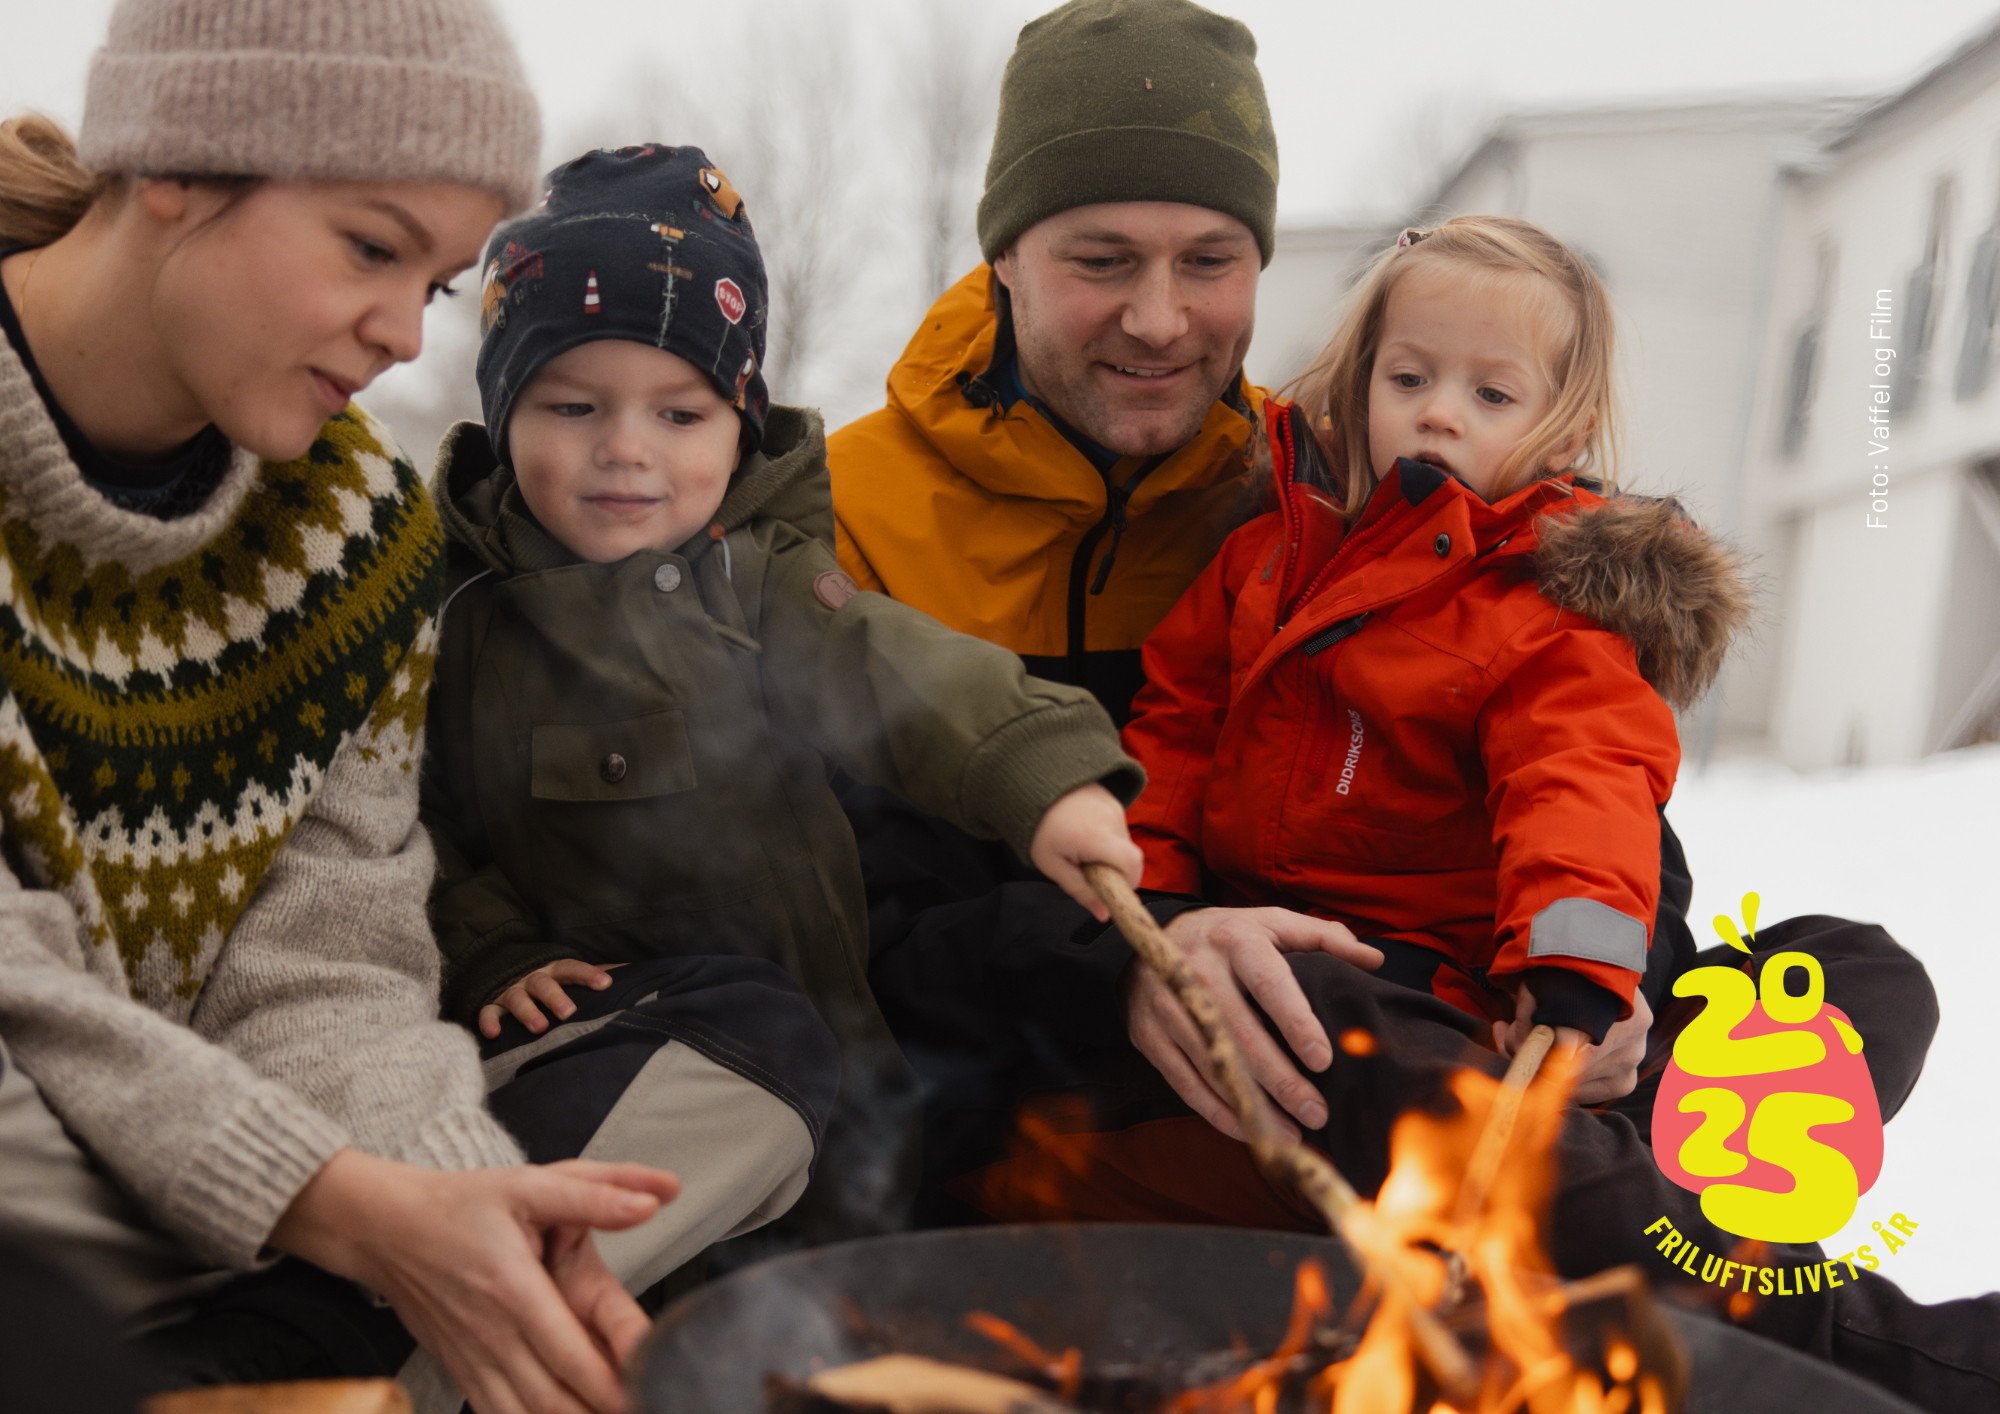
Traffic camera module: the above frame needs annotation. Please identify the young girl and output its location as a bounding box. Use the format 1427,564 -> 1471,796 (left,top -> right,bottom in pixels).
1124,214 -> 1749,1057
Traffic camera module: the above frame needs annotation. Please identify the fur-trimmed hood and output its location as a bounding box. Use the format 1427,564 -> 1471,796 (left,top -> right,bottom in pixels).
1270,424 -> 1752,714
1533,495 -> 1753,711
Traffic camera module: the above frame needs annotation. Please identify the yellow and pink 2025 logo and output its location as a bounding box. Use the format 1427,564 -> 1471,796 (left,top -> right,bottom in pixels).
1650,894 -> 1883,1244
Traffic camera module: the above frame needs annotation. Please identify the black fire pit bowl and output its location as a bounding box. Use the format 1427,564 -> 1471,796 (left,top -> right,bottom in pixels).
639,1224 -> 1922,1413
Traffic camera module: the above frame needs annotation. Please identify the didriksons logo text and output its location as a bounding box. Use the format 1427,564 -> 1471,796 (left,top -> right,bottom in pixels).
1334,709 -> 1364,796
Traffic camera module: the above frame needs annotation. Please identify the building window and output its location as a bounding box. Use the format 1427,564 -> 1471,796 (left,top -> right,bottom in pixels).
1955,147 -> 2000,402
1934,458 -> 2000,751
1895,175 -> 1954,416
1779,240 -> 1835,459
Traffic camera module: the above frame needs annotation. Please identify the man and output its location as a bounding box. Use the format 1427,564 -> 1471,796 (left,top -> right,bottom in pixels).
829,2 -> 1993,1405
834,0 -> 1419,1130
833,0 -> 1279,726
832,0 -> 1665,1183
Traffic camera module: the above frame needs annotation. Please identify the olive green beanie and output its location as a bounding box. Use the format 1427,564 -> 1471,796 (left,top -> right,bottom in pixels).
976,0 -> 1278,267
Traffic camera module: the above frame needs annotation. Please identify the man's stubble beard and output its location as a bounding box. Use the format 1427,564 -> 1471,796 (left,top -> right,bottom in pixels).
1008,287 -> 1243,460
1059,373 -> 1226,459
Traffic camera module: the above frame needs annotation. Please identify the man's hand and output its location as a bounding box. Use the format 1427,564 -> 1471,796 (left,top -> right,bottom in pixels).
1492,980 -> 1652,1105
272,1150 -> 679,1414
1124,907 -> 1384,1140
1027,782 -> 1144,923
480,960 -> 620,1040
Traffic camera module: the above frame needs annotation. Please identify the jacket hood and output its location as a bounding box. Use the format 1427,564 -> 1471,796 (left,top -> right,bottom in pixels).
1288,450 -> 1760,712
1532,493 -> 1753,711
1305,453 -> 1754,713
434,403 -> 830,574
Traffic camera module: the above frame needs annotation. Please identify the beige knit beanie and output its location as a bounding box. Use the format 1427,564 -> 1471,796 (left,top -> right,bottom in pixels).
77,0 -> 543,213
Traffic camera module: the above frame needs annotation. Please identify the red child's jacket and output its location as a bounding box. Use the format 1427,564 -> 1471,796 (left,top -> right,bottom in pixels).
1124,408 -> 1749,1035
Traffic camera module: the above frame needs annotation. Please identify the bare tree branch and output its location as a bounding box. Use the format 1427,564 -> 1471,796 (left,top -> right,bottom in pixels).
902,4 -> 1003,304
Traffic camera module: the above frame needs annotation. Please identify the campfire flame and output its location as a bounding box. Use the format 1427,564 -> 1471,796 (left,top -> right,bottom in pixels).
1169,1045 -> 1673,1413
1163,1260 -> 1333,1412
961,1040 -> 1681,1414
963,1311 -> 1083,1402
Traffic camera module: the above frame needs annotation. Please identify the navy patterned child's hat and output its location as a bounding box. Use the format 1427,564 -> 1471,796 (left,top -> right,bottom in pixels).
474,143 -> 770,461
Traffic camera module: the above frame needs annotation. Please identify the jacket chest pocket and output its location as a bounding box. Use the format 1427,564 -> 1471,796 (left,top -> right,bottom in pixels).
530,709 -> 697,802
1289,629 -> 1488,853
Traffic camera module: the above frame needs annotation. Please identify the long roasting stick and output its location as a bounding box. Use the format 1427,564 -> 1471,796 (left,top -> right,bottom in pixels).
1454,1022 -> 1559,1230
1441,1022 -> 1560,1310
1082,864 -> 1479,1404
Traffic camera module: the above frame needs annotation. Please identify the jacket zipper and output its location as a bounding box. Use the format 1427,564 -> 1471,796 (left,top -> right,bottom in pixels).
1300,616 -> 1371,782
1279,494 -> 1421,631
1302,612 -> 1371,656
1272,406 -> 1310,612
1283,491 -> 1423,785
1067,455 -> 1165,666
1089,485 -> 1130,596
1270,407 -> 1429,630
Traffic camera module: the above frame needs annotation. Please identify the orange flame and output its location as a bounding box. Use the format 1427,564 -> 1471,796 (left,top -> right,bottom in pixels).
1144,1041 -> 1675,1413
965,1310 -> 1083,1401
1166,1260 -> 1332,1413
954,1038 -> 1676,1412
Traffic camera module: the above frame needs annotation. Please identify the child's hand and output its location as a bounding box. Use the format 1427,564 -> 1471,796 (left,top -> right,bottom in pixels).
479,959 -> 619,1040
1027,782 -> 1145,923
1492,978 -> 1651,1105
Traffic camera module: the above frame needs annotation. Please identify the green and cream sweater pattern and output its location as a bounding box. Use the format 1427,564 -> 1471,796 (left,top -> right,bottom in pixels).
0,408 -> 438,1008
0,331 -> 520,1268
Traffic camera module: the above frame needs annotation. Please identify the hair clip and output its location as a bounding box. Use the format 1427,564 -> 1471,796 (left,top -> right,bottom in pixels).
1395,226 -> 1427,251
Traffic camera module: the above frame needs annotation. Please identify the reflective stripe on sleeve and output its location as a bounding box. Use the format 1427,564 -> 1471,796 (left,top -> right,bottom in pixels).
1526,897 -> 1647,972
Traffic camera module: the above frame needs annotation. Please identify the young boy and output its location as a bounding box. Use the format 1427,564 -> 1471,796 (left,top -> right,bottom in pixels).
421,144 -> 1145,1253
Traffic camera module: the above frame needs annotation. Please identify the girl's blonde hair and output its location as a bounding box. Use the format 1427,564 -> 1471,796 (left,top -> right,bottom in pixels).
1289,214 -> 1619,520
0,115 -> 111,249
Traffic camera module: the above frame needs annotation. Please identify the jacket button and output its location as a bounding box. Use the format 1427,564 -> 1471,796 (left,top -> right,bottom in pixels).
600,753 -> 628,784
1433,533 -> 1452,557
653,563 -> 682,593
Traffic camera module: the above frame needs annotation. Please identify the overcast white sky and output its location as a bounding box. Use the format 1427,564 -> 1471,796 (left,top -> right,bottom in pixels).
10,0 -> 2000,223
13,2 -> 2000,430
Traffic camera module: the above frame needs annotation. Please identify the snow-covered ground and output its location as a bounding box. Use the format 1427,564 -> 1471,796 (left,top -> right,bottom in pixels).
1668,743 -> 2000,1305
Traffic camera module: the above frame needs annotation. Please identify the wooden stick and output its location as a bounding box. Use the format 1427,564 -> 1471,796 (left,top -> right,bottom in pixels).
1454,1023 -> 1559,1231
1435,1264 -> 1647,1333
1082,864 -> 1479,1405
1535,1263 -> 1644,1315
775,1354 -> 1084,1413
1082,865 -> 1362,1217
145,1383 -> 411,1414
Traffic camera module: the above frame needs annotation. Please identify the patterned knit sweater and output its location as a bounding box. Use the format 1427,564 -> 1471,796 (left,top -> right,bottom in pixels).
0,330 -> 520,1269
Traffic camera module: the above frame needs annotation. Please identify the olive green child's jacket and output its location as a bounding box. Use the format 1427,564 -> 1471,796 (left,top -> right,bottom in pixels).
421,405 -> 1142,1055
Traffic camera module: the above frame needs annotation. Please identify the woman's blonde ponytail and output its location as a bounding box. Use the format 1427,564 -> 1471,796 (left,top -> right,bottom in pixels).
0,114 -> 109,249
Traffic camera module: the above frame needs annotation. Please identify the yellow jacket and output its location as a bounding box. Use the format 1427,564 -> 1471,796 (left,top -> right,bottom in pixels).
829,266 -> 1273,720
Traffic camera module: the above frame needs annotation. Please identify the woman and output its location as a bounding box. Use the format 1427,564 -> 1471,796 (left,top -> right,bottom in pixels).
0,3 -> 828,1410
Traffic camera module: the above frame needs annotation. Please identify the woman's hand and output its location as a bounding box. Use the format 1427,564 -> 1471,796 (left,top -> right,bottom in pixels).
1123,907 -> 1384,1140
1492,981 -> 1652,1105
1027,783 -> 1144,923
270,1149 -> 678,1414
479,960 -> 620,1040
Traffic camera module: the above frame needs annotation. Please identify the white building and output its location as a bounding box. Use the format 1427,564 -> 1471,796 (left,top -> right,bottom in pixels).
1742,17 -> 2000,767
1259,97 -> 1858,758
1259,51 -> 2000,770
1247,222 -> 1385,393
